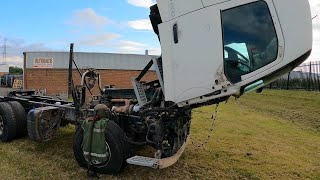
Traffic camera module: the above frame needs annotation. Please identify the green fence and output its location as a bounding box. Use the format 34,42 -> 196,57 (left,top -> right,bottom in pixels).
268,61 -> 320,91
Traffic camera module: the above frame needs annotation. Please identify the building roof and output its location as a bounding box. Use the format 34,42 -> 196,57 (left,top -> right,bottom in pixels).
24,51 -> 158,70
0,64 -> 9,73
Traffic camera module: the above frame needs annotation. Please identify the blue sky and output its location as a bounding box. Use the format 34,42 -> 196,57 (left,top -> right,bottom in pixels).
0,0 -> 319,68
0,0 -> 159,67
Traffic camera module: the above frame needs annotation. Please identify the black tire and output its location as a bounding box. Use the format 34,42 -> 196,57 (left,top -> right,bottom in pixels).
107,121 -> 130,160
7,101 -> 27,137
0,102 -> 17,142
73,120 -> 129,174
60,119 -> 70,127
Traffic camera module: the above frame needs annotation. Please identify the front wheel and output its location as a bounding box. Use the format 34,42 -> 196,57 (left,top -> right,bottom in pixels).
73,120 -> 129,174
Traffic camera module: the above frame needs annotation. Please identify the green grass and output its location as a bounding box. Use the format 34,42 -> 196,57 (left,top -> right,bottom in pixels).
0,90 -> 319,179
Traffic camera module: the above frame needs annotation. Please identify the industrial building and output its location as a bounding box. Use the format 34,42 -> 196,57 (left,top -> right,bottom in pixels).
0,64 -> 9,76
23,52 -> 158,96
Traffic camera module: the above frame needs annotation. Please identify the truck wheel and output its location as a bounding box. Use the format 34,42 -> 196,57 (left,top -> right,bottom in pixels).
73,121 -> 128,174
7,101 -> 27,137
0,102 -> 17,142
107,121 -> 130,159
60,119 -> 70,127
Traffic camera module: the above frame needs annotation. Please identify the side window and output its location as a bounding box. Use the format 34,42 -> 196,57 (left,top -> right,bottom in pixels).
222,1 -> 278,83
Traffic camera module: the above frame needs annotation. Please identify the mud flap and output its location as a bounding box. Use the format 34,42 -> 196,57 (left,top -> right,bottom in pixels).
27,106 -> 62,143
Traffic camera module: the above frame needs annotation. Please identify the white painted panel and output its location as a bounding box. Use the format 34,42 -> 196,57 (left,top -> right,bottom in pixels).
272,0 -> 313,66
159,5 -> 225,103
25,52 -> 158,70
156,0 -> 203,22
202,0 -> 231,7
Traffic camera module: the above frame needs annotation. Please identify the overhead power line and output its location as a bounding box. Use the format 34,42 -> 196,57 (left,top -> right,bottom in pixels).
312,15 -> 318,20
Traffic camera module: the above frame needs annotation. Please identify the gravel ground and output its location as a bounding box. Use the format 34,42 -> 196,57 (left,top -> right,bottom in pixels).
0,87 -> 14,96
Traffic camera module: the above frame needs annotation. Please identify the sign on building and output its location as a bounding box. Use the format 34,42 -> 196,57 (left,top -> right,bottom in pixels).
33,58 -> 54,68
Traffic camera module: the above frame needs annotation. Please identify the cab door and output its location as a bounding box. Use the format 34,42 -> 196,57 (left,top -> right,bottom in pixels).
220,0 -> 285,85
159,4 -> 224,103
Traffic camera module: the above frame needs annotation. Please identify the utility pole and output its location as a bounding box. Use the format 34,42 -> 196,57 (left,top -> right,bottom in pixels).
1,38 -> 7,65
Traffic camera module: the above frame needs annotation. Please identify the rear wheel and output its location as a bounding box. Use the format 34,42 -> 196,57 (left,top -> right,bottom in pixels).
7,101 -> 27,137
0,102 -> 17,142
73,120 -> 129,174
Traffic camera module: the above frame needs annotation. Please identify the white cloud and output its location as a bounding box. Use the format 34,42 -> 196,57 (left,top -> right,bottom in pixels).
309,28 -> 320,62
11,44 -> 49,57
69,8 -> 109,30
80,33 -> 120,46
128,19 -> 153,31
0,56 -> 23,68
116,41 -> 161,55
120,41 -> 145,47
128,0 -> 156,8
310,0 -> 320,14
5,56 -> 23,68
314,23 -> 320,31
0,37 -> 50,68
309,0 -> 320,31
118,41 -> 146,53
306,0 -> 320,62
313,28 -> 320,39
148,48 -> 161,55
4,38 -> 50,56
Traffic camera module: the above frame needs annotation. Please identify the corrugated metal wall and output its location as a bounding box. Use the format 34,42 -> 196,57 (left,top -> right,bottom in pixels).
25,52 -> 158,70
0,64 -> 9,72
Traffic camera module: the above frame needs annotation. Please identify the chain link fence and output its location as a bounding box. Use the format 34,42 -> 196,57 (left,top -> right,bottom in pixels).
267,61 -> 320,91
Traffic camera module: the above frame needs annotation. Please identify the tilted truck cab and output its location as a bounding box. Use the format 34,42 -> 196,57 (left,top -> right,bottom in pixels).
0,0 -> 313,176
156,0 -> 313,107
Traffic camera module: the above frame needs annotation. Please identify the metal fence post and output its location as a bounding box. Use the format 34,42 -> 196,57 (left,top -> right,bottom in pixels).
286,72 -> 291,90
308,61 -> 312,91
316,61 -> 320,91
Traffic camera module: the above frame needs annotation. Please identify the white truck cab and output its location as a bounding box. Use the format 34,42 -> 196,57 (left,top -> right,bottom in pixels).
155,0 -> 313,107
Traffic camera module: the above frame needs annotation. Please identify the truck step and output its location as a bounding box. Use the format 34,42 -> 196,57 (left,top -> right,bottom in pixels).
126,156 -> 159,168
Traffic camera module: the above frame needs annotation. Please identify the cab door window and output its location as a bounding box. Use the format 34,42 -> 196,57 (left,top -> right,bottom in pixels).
222,1 -> 278,83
